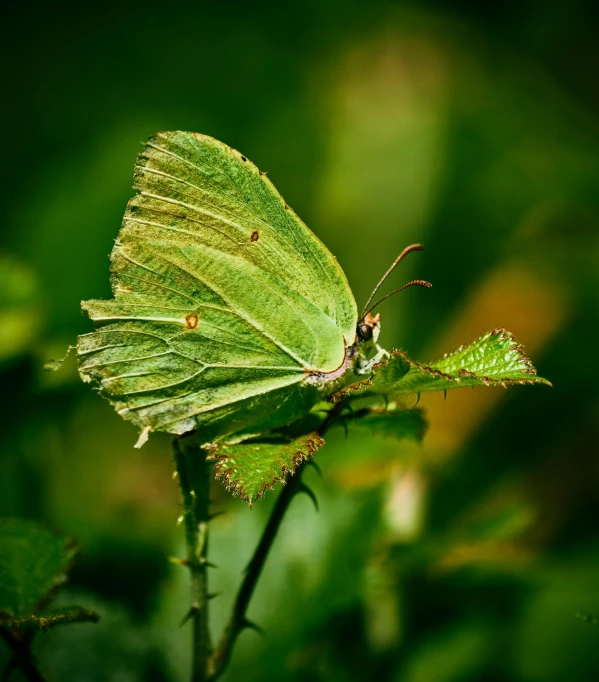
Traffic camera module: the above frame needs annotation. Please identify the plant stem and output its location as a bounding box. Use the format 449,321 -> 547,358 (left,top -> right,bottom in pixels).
174,438 -> 212,682
0,630 -> 46,682
208,402 -> 344,680
208,466 -> 301,679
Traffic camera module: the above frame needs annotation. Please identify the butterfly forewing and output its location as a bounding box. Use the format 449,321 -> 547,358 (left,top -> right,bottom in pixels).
78,132 -> 358,439
129,132 -> 356,340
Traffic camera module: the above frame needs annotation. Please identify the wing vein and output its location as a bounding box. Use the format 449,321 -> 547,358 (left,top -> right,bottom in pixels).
178,250 -> 314,368
139,191 -> 248,237
83,350 -> 177,369
154,373 -> 304,430
118,272 -> 201,305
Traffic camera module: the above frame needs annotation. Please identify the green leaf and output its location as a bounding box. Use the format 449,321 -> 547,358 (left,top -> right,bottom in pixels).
337,329 -> 550,402
344,407 -> 427,443
1,606 -> 99,631
0,518 -> 77,618
394,329 -> 551,393
372,353 -> 412,388
334,330 -> 549,400
331,352 -> 411,401
206,432 -> 324,506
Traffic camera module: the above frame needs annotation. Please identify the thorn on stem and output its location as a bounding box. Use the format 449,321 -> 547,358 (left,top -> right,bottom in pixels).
179,607 -> 197,627
200,558 -> 218,569
240,618 -> 265,637
294,482 -> 319,512
306,459 -> 322,478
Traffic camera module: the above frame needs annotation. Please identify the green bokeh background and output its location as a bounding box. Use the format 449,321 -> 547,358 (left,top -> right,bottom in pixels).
2,1 -> 599,680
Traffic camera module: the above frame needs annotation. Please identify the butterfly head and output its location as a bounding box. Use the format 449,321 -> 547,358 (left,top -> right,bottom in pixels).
357,312 -> 381,344
354,244 -> 431,372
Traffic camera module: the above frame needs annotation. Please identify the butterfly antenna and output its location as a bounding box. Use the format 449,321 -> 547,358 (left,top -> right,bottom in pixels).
365,279 -> 432,317
360,244 -> 427,318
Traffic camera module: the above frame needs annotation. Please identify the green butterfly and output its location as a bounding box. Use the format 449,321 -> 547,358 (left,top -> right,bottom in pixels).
78,132 -> 419,443
76,131 -> 548,497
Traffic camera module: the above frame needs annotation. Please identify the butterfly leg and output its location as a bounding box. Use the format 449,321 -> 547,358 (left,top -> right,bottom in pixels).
356,344 -> 389,374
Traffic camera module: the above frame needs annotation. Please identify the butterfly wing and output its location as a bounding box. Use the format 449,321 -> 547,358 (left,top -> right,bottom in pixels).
78,132 -> 358,439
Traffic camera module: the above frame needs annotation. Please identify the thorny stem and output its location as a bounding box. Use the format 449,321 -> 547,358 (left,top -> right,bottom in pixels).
174,438 -> 212,682
208,402 -> 344,680
208,467 -> 299,678
0,629 -> 46,682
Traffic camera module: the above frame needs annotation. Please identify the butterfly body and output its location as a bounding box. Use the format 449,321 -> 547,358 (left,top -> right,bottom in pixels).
78,132 -> 379,443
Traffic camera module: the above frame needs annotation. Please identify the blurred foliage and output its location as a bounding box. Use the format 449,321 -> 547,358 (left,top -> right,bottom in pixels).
1,0 -> 599,680
0,255 -> 41,365
0,518 -> 78,619
0,518 -> 97,679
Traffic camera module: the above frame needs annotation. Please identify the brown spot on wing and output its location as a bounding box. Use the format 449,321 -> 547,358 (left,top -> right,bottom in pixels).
185,313 -> 199,330
250,231 -> 259,242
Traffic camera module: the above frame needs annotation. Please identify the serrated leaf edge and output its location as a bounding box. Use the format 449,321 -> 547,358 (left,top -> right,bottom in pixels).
330,376 -> 373,402
205,433 -> 325,506
332,328 -> 550,400
330,349 -> 409,401
408,328 -> 551,389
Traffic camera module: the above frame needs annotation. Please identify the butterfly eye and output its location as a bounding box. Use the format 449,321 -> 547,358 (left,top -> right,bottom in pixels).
357,323 -> 373,342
